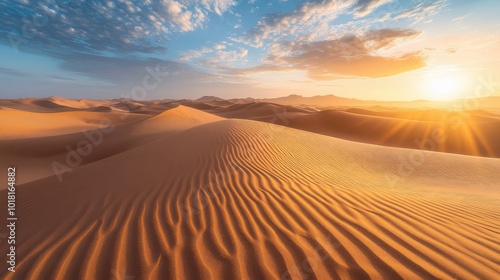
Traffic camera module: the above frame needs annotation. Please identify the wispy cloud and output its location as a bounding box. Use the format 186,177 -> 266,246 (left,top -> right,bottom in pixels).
242,0 -> 354,47
392,0 -> 448,24
179,42 -> 248,67
48,75 -> 78,83
201,0 -> 236,16
451,13 -> 470,22
200,48 -> 249,67
354,0 -> 393,17
0,67 -> 28,77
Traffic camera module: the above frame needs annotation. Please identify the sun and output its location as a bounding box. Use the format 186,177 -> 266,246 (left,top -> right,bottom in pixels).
423,72 -> 464,101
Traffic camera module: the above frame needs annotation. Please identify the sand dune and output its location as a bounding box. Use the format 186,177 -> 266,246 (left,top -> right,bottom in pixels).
0,108 -> 148,183
262,94 -> 500,110
0,108 -> 150,139
36,96 -> 112,109
214,102 -> 313,119
208,103 -> 500,158
0,97 -> 113,112
1,107 -> 499,279
344,107 -> 499,122
0,106 -> 221,184
4,95 -> 498,158
286,110 -> 500,158
137,105 -> 223,132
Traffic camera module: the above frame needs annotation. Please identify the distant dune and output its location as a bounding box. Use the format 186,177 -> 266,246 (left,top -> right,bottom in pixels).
196,95 -> 225,102
261,94 -> 500,110
0,97 -> 499,279
214,102 -> 313,119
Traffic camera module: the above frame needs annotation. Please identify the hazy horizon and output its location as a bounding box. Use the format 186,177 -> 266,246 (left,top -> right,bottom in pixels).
3,93 -> 500,104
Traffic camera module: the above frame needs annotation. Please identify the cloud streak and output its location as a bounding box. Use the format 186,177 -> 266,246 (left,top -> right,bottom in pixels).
228,29 -> 425,80
392,0 -> 448,23
0,67 -> 28,77
354,0 -> 393,17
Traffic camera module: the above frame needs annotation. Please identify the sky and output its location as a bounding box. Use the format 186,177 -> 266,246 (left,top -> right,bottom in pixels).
0,0 -> 499,101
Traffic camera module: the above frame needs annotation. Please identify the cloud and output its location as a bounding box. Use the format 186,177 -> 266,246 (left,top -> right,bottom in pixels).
354,0 -> 393,17
214,44 -> 226,50
227,29 -> 425,80
240,0 -> 447,49
179,48 -> 212,62
293,52 -> 425,80
243,0 -> 355,47
44,51 -> 253,99
392,0 -> 448,23
0,0 -> 236,53
163,0 -> 197,32
51,52 -> 187,84
179,43 -> 248,67
201,0 -> 236,16
241,0 -> 397,47
199,48 -> 249,68
0,67 -> 28,77
220,63 -> 294,76
451,13 -> 469,22
48,75 -> 79,84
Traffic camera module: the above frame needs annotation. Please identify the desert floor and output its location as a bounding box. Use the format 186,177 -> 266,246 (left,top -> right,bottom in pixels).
0,97 -> 499,279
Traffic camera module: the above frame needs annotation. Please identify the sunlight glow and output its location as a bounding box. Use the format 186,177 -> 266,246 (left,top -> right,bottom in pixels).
424,72 -> 465,100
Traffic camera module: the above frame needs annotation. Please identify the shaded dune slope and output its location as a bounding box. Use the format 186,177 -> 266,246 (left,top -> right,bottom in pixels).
1,118 -> 499,280
0,106 -> 222,184
0,109 -> 149,139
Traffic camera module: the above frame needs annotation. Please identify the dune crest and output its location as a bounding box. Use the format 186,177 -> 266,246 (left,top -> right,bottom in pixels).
131,105 -> 223,134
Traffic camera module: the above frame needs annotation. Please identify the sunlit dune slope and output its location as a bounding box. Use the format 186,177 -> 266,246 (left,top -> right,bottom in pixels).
1,115 -> 498,280
344,107 -> 499,122
212,103 -> 500,158
286,109 -> 500,157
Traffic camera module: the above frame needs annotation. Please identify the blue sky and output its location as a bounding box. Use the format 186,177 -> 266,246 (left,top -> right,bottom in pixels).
0,0 -> 499,100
